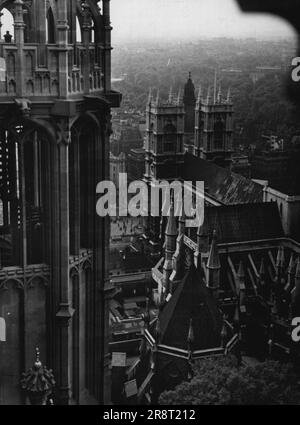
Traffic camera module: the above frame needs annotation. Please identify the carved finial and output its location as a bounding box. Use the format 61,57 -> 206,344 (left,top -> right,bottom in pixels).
21,348 -> 55,405
34,346 -> 42,369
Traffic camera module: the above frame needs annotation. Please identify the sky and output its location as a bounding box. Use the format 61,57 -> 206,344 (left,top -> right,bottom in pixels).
110,0 -> 296,43
0,0 -> 296,43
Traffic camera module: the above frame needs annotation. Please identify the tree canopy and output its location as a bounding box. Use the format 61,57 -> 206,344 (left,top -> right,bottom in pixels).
159,356 -> 300,405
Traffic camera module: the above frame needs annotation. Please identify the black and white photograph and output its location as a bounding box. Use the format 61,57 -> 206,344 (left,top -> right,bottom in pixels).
0,0 -> 300,410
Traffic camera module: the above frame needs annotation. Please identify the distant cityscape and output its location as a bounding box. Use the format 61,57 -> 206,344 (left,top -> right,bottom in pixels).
108,37 -> 300,404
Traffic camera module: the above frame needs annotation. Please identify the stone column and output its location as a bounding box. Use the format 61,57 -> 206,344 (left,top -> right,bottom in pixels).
82,2 -> 92,95
102,0 -> 112,92
57,0 -> 69,98
14,0 -> 25,97
55,119 -> 74,405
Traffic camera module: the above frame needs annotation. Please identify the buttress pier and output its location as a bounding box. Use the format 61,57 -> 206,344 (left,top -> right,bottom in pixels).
0,0 -> 121,405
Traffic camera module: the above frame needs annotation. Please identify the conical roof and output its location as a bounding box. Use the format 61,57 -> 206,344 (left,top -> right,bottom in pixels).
158,265 -> 222,350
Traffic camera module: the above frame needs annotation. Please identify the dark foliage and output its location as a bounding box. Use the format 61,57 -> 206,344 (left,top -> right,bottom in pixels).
159,356 -> 300,405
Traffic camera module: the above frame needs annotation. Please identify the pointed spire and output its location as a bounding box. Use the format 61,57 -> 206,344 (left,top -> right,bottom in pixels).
168,86 -> 173,103
257,257 -> 266,292
207,230 -> 220,270
155,318 -> 161,342
275,246 -> 285,285
213,69 -> 217,103
178,211 -> 185,236
285,253 -> 295,292
207,86 -> 211,104
197,85 -> 202,103
227,87 -> 232,103
233,303 -> 240,328
259,257 -> 266,279
288,253 -> 295,274
156,88 -> 160,105
237,261 -> 245,280
148,87 -> 153,104
217,85 -> 222,103
177,87 -> 182,104
276,246 -> 285,269
188,71 -> 192,80
165,194 -> 177,237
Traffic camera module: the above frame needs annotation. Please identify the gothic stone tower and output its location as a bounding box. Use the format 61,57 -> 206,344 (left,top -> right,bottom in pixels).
194,87 -> 233,168
144,90 -> 184,254
183,72 -> 196,153
0,0 -> 121,405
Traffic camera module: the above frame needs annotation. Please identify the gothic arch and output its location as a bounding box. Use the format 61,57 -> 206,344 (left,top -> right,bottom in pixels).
82,259 -> 93,272
0,278 -> 24,291
0,5 -> 14,39
26,275 -> 49,288
46,7 -> 56,44
0,1 -> 14,14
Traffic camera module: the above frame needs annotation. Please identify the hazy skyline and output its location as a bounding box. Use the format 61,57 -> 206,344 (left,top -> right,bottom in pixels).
110,0 -> 296,43
0,1 -> 296,43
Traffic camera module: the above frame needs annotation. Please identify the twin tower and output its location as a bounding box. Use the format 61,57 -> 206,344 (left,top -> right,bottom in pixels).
145,73 -> 234,182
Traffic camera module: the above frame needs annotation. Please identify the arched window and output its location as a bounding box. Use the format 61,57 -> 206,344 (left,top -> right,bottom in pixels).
91,19 -> 95,43
214,120 -> 224,150
1,8 -> 14,41
76,16 -> 82,43
46,8 -> 55,44
163,121 -> 177,152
